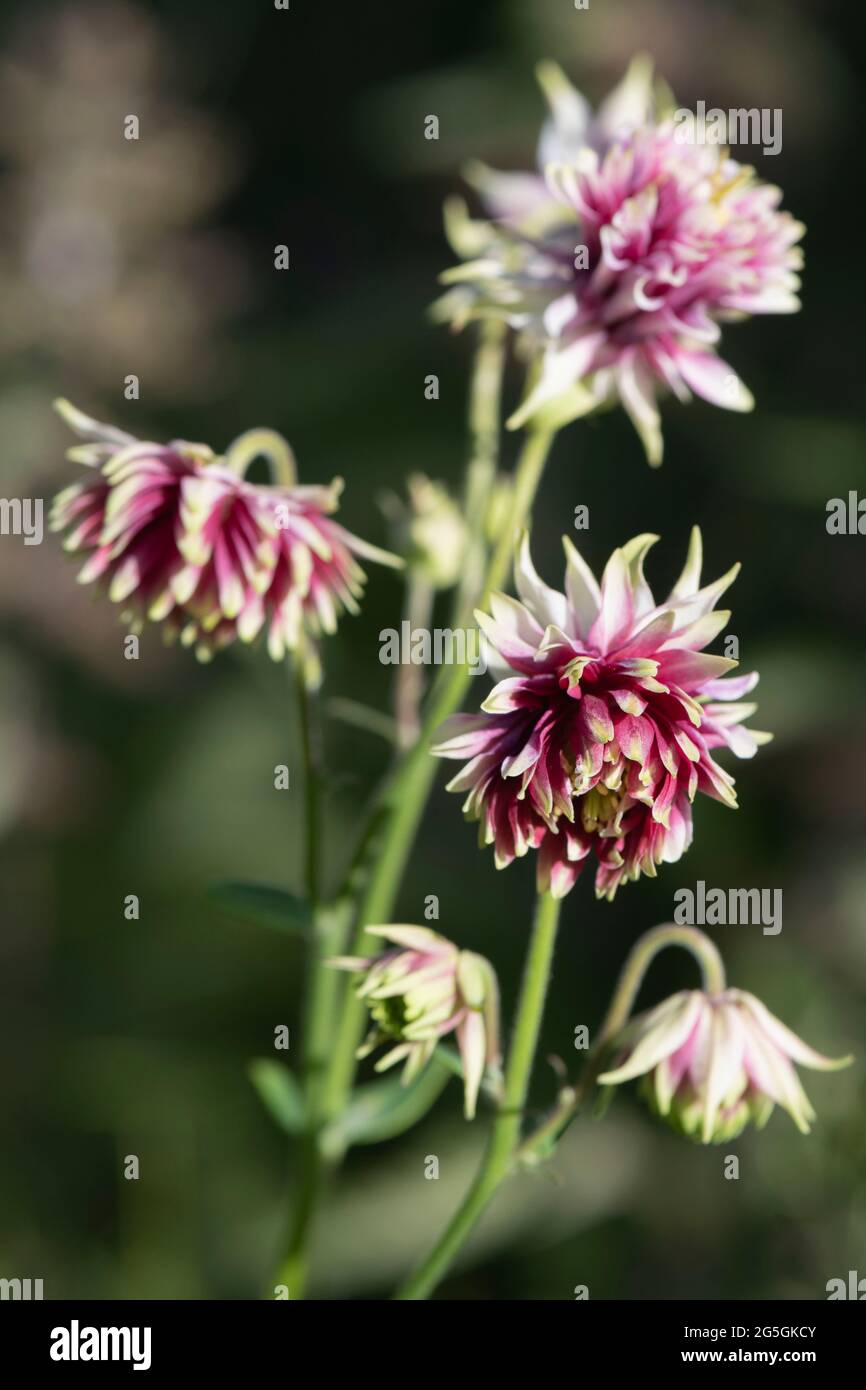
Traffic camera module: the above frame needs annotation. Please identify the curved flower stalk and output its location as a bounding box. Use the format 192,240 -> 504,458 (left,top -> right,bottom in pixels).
437,59 -> 804,462
398,923 -> 853,1300
330,925 -> 501,1119
599,986 -> 852,1144
435,527 -> 770,899
49,400 -> 401,674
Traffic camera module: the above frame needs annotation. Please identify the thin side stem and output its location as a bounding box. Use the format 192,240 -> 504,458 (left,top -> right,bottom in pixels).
295,656 -> 320,906
483,425 -> 554,598
394,891 -> 562,1300
395,573 -> 434,749
277,654 -> 330,1298
452,319 -> 506,621
596,924 -> 726,1040
516,924 -> 727,1165
223,428 -> 298,486
276,902 -> 347,1297
322,426 -> 555,1120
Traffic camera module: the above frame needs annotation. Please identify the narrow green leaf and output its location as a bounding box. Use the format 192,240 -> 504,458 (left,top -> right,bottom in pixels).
322,1057 -> 452,1157
249,1060 -> 308,1135
211,882 -> 311,936
326,697 -> 398,744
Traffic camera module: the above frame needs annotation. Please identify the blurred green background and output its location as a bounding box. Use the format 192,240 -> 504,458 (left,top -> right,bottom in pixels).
1,0 -> 864,1300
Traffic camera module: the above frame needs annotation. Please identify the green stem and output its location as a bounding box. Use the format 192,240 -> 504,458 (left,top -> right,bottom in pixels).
395,573 -> 434,749
596,924 -> 726,1037
516,924 -> 727,1165
322,425 -> 555,1119
276,902 -> 347,1297
295,656 -> 320,906
276,653 -> 330,1298
394,891 -> 561,1300
452,319 -> 506,621
223,428 -> 297,486
483,425 -> 554,598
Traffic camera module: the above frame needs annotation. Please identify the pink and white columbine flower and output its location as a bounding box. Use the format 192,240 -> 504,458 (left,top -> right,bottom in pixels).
434,528 -> 770,900
329,926 -> 501,1119
174,471 -> 394,668
438,60 -> 804,463
50,400 -> 398,667
598,988 -> 852,1143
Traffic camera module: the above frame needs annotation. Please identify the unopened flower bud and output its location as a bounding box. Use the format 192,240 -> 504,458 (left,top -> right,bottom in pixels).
598,987 -> 851,1144
383,474 -> 467,590
330,925 -> 500,1119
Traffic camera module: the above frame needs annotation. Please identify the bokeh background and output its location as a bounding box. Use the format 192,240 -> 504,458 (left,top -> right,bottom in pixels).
1,0 -> 864,1300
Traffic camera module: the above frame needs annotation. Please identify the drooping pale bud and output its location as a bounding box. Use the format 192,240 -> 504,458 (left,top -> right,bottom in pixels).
329,925 -> 500,1119
598,988 -> 852,1143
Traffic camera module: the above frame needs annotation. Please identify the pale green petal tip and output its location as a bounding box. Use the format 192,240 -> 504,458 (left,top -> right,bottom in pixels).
535,59 -> 577,109
53,396 -> 90,432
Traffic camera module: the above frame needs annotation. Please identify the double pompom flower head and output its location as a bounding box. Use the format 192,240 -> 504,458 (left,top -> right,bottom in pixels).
435,526 -> 769,900
50,399 -> 401,679
438,57 -> 804,463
